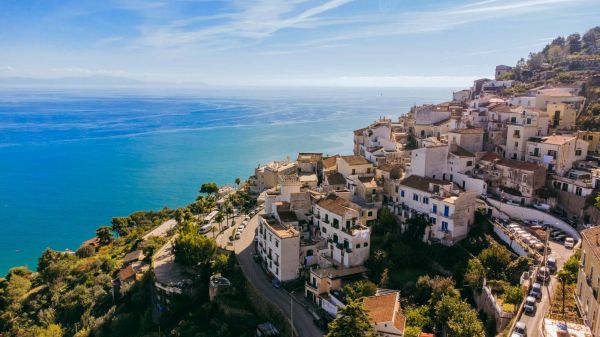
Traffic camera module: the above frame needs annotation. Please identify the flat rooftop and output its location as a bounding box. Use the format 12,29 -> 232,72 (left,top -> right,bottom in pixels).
260,214 -> 299,239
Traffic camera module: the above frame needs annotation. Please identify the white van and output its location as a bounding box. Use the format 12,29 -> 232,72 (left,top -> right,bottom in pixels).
199,223 -> 213,234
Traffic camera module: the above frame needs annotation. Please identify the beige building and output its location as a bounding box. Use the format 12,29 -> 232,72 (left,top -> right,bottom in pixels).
304,265 -> 367,311
337,155 -> 374,179
576,227 -> 600,336
547,102 -> 578,131
525,134 -> 588,175
580,131 -> 600,156
257,214 -> 300,282
448,128 -> 484,154
249,159 -> 297,193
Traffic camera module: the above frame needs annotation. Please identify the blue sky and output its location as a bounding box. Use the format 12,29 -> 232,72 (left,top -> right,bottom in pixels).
0,0 -> 599,87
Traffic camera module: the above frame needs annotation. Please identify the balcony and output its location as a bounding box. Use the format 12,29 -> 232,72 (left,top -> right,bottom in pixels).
267,254 -> 272,260
274,260 -> 279,267
323,218 -> 330,224
306,282 -> 318,290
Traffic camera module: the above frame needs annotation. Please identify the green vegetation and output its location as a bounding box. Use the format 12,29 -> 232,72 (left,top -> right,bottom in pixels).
173,222 -> 218,267
325,299 -> 376,337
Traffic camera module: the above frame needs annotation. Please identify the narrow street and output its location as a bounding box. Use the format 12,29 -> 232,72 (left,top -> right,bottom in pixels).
517,241 -> 574,337
234,210 -> 324,337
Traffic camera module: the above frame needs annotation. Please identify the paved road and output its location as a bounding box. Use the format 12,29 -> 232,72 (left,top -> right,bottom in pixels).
517,241 -> 575,337
235,211 -> 324,337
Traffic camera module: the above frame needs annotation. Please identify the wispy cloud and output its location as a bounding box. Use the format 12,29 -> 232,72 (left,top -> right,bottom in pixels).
133,0 -> 357,48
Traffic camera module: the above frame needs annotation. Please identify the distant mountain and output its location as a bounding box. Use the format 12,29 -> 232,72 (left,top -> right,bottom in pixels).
0,75 -> 208,88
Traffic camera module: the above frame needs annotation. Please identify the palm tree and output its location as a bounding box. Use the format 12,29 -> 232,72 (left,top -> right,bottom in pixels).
557,270 -> 574,320
225,202 -> 234,227
215,211 -> 225,233
235,177 -> 241,188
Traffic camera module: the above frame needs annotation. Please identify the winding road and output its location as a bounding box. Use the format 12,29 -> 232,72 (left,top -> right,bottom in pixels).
234,210 -> 323,337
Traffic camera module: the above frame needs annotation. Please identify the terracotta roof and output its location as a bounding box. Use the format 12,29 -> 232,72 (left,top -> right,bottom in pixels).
363,292 -> 405,333
582,227 -> 600,262
497,159 -> 542,171
479,152 -> 502,162
451,145 -> 474,157
340,155 -> 371,166
449,127 -> 483,135
326,172 -> 346,186
399,175 -> 447,193
322,156 -> 339,170
316,194 -> 356,217
119,265 -> 136,282
297,152 -> 322,163
123,250 -> 144,264
419,334 -> 435,337
354,127 -> 368,136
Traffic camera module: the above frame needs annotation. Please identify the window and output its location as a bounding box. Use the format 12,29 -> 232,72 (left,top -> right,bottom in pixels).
466,161 -> 473,167
514,142 -> 519,148
333,218 -> 339,228
413,194 -> 419,201
269,234 -> 272,242
363,242 -> 368,247
368,211 -> 373,217
423,197 -> 429,204
443,205 -> 449,217
562,183 -> 568,191
356,244 -> 360,249
576,149 -> 582,156
367,168 -> 371,173
352,169 -> 356,174
430,217 -> 436,224
442,221 -> 449,232
400,190 -> 405,197
432,204 -> 437,214
275,240 -> 279,248
322,227 -> 327,233
395,186 -> 399,193
576,187 -> 582,196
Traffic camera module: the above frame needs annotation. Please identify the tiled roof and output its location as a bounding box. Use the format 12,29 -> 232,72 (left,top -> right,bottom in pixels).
479,152 -> 502,162
340,155 -> 371,166
316,194 -> 356,217
497,159 -> 542,171
399,175 -> 447,193
123,250 -> 144,264
326,172 -> 346,186
449,127 -> 483,135
119,265 -> 136,282
535,134 -> 576,145
322,156 -> 339,170
451,145 -> 475,157
582,227 -> 600,262
363,292 -> 405,333
297,152 -> 322,163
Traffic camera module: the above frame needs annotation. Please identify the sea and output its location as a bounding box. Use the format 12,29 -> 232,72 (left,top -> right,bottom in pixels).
0,86 -> 454,274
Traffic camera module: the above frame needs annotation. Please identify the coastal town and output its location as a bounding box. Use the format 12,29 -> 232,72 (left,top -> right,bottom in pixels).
2,28 -> 600,337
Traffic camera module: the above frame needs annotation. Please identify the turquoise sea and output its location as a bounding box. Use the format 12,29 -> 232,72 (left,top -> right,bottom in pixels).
0,87 -> 452,274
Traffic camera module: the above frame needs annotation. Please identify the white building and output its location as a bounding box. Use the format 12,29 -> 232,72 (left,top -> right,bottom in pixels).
257,214 -> 300,282
312,194 -> 371,267
390,175 -> 477,245
337,155 -> 374,179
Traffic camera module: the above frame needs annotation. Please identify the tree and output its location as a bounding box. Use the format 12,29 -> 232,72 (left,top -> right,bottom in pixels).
173,225 -> 218,267
111,217 -> 130,236
405,305 -> 432,332
235,177 -> 241,187
379,268 -> 389,288
326,299 -> 376,337
464,258 -> 485,291
583,26 -> 600,54
504,286 -> 523,313
557,270 -> 574,318
75,245 -> 95,258
214,211 -> 225,233
175,208 -> 185,225
95,226 -> 113,245
547,45 -> 567,64
199,182 -> 219,196
478,244 -> 512,280
506,256 -> 533,284
225,202 -> 234,226
211,253 -> 230,274
567,33 -> 582,53
344,280 -> 377,300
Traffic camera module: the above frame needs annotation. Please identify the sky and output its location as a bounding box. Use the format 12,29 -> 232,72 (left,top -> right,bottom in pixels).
0,0 -> 599,87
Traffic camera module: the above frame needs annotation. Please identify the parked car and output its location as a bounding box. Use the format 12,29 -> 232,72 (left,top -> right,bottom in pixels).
271,278 -> 281,288
513,321 -> 527,337
555,234 -> 567,242
506,200 -> 518,205
537,267 -> 550,283
564,237 -> 575,249
480,193 -> 488,200
533,203 -> 551,211
530,282 -> 542,299
524,296 -> 537,315
547,257 -> 557,273
235,232 -> 241,240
